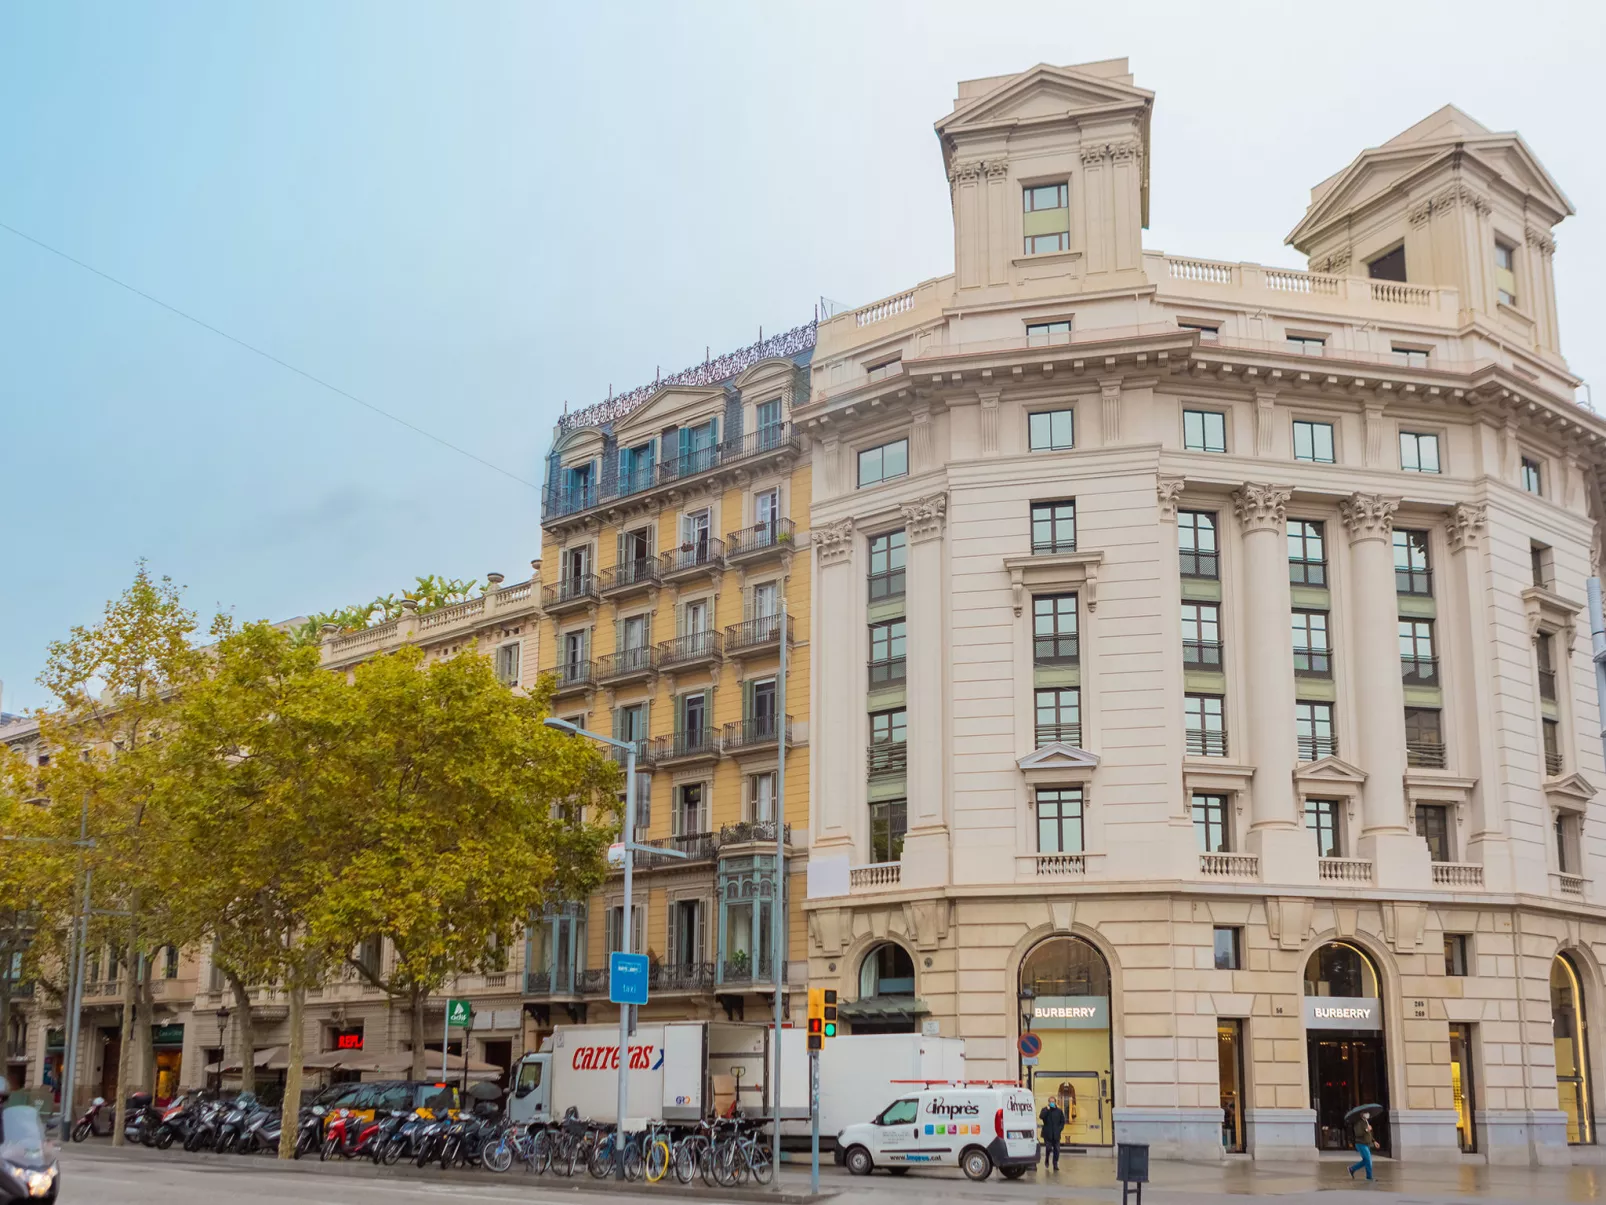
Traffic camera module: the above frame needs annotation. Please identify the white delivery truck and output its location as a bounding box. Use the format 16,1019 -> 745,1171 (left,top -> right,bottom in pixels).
813,1033 -> 965,1145
507,1021 -> 808,1127
835,1083 -> 1038,1181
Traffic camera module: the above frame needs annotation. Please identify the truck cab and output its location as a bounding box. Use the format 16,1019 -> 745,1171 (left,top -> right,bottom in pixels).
506,1053 -> 551,1126
835,1084 -> 1038,1182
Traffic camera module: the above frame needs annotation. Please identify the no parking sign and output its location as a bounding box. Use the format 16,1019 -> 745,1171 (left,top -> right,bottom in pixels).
1018,1032 -> 1042,1058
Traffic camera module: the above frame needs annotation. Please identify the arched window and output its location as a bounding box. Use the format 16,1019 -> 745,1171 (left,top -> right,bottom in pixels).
1552,953 -> 1596,1145
859,943 -> 915,998
1303,942 -> 1379,998
1020,935 -> 1110,998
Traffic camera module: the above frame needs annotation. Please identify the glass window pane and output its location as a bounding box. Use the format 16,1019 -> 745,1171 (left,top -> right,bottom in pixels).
883,439 -> 907,479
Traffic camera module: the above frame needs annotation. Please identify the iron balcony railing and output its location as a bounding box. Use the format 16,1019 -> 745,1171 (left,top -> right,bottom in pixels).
1179,549 -> 1219,579
868,742 -> 908,777
542,573 -> 599,609
1288,558 -> 1327,586
726,517 -> 796,561
722,715 -> 792,752
726,613 -> 788,654
1035,722 -> 1082,748
597,646 -> 659,682
658,629 -> 722,668
719,820 -> 790,846
1406,740 -> 1447,769
634,832 -> 717,867
869,567 -> 906,602
1396,566 -> 1433,596
1033,634 -> 1080,666
606,741 -> 656,769
651,962 -> 717,992
1297,734 -> 1338,761
553,660 -> 594,691
719,955 -> 786,987
524,967 -> 581,996
1186,729 -> 1228,757
1032,533 -> 1077,555
653,727 -> 720,762
576,969 -> 608,995
868,656 -> 907,688
1183,639 -> 1223,668
601,558 -> 661,595
1401,655 -> 1440,686
662,537 -> 725,578
1546,750 -> 1565,776
1293,648 -> 1332,678
543,423 -> 804,522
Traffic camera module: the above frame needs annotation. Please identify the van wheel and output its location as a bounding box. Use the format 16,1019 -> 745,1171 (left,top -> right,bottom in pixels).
844,1146 -> 874,1176
1000,1166 -> 1027,1180
961,1147 -> 993,1181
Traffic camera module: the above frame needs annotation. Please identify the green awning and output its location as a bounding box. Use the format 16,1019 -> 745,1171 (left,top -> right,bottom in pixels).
838,996 -> 929,1021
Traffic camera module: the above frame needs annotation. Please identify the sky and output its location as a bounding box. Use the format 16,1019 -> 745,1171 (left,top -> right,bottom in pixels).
2,0 -> 1603,713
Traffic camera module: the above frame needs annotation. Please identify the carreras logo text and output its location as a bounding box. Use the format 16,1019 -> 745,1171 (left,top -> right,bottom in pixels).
926,1097 -> 980,1119
1035,1005 -> 1098,1019
1312,1006 -> 1372,1020
572,1044 -> 657,1071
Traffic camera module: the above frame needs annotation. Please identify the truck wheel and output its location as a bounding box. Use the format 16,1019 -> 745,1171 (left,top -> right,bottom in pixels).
844,1145 -> 874,1176
961,1147 -> 993,1181
1000,1166 -> 1027,1180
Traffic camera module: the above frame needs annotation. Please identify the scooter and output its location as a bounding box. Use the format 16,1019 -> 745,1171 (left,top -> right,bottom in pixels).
184,1097 -> 230,1151
153,1092 -> 201,1150
214,1093 -> 260,1154
69,1097 -> 107,1142
123,1092 -> 161,1147
293,1106 -> 325,1159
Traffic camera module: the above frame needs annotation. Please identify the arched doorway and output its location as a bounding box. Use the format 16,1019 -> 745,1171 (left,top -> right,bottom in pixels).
1304,942 -> 1390,1153
1551,953 -> 1595,1145
846,943 -> 919,1035
1019,936 -> 1113,1147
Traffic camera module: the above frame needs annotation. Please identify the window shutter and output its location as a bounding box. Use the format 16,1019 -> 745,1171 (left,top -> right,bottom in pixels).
677,427 -> 691,464
742,679 -> 753,723
617,530 -> 627,566
694,900 -> 706,963
666,905 -> 679,966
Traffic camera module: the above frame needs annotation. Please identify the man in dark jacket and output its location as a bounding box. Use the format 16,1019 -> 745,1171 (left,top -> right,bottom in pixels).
1039,1098 -> 1066,1170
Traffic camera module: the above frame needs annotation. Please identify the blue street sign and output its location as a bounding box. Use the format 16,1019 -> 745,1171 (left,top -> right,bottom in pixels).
609,951 -> 650,1006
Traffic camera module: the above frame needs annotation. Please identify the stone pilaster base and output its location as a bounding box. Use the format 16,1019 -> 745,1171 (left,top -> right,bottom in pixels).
1478,1108 -> 1573,1166
1389,1108 -> 1461,1162
1111,1106 -> 1226,1162
1246,1107 -> 1317,1161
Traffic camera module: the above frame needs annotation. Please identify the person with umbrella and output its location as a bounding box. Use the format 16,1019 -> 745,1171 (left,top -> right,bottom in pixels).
1346,1103 -> 1379,1181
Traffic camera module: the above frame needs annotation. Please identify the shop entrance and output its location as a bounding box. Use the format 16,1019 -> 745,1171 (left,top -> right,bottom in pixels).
1019,936 -> 1113,1148
1303,943 -> 1390,1153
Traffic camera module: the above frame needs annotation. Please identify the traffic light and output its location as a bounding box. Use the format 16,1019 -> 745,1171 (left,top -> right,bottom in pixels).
807,988 -> 838,1051
823,988 -> 838,1039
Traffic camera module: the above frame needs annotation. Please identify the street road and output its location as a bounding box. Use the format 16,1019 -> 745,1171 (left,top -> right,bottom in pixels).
54,1143 -> 1606,1204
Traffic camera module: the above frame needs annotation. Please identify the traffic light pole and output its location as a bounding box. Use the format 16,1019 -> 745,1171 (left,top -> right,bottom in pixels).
809,1048 -> 820,1193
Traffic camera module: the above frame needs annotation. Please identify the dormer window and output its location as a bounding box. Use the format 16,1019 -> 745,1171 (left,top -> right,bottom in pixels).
1495,241 -> 1517,307
1023,183 -> 1070,254
1368,244 -> 1407,282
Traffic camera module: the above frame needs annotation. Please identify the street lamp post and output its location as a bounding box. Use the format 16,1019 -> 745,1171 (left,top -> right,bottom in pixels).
544,716 -> 686,1177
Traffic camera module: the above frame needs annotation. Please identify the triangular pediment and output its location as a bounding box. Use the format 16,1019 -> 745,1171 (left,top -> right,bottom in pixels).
1017,742 -> 1101,772
937,62 -> 1152,138
1544,771 -> 1596,805
613,384 -> 727,441
1293,755 -> 1368,785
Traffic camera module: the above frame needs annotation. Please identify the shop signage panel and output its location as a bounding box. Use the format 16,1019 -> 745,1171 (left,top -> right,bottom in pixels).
1028,995 -> 1109,1029
1304,996 -> 1382,1030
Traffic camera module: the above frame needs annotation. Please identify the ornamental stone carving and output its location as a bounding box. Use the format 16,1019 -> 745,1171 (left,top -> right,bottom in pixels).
984,158 -> 1010,181
812,518 -> 855,566
1444,501 -> 1487,553
900,493 -> 948,543
1526,226 -> 1557,255
1079,144 -> 1107,166
1315,248 -> 1353,274
1231,483 -> 1293,534
1338,492 -> 1401,543
1156,476 -> 1186,520
947,159 -> 983,185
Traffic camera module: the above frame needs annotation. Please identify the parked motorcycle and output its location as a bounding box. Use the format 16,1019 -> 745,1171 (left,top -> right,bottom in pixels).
182,1098 -> 229,1152
122,1092 -> 161,1147
152,1092 -> 202,1150
238,1103 -> 282,1154
292,1106 -> 326,1159
69,1097 -> 106,1143
213,1093 -> 260,1154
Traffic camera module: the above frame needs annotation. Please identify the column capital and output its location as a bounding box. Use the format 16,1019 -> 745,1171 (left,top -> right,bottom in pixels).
900,493 -> 948,543
812,518 -> 855,566
1231,482 -> 1293,534
1443,502 -> 1487,553
1338,492 -> 1401,544
1157,476 -> 1186,521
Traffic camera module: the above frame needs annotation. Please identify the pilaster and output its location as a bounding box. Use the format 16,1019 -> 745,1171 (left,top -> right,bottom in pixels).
811,519 -> 857,853
899,492 -> 950,889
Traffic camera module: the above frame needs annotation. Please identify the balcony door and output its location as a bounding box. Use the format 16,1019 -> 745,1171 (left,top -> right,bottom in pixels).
754,488 -> 780,537
749,679 -> 777,739
669,900 -> 706,969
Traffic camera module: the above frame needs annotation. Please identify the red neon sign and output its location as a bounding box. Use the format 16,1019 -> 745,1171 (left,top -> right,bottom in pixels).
334,1031 -> 364,1051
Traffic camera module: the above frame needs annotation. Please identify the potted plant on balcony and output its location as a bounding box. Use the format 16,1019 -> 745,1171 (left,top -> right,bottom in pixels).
728,949 -> 750,979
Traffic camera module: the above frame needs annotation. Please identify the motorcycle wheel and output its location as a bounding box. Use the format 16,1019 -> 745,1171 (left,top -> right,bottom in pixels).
71,1120 -> 92,1143
382,1137 -> 406,1166
321,1135 -> 339,1162
217,1131 -> 235,1155
156,1127 -> 175,1150
293,1130 -> 312,1159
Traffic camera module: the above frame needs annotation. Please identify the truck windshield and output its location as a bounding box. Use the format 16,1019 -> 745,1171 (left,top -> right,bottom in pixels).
876,1099 -> 919,1126
516,1062 -> 543,1094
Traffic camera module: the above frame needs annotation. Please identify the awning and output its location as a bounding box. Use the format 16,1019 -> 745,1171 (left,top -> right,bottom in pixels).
837,997 -> 930,1021
202,1046 -> 344,1074
363,1051 -> 501,1075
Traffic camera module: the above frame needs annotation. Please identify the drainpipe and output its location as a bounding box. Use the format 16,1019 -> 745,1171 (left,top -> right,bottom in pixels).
1588,578 -> 1606,769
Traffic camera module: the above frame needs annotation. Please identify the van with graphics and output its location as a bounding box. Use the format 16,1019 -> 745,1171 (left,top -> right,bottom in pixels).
835,1084 -> 1038,1181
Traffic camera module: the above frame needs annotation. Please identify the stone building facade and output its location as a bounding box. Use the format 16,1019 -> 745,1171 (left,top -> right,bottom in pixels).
801,59 -> 1604,1165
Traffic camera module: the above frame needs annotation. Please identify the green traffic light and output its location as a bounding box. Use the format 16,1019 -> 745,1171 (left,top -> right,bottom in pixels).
823,1022 -> 837,1037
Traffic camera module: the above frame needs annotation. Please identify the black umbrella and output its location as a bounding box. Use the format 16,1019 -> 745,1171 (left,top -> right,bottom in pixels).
465,1080 -> 504,1101
1344,1103 -> 1384,1120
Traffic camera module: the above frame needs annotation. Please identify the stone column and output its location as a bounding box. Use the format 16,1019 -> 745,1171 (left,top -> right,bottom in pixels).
899,492 -> 950,889
1338,492 -> 1431,887
811,518 -> 857,853
1231,484 -> 1316,883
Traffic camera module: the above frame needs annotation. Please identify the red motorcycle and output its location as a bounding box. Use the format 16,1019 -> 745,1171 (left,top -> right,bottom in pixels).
69,1096 -> 108,1142
320,1108 -> 388,1161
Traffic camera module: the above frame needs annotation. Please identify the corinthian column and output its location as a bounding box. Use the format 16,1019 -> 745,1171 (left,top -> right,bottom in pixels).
1231,484 -> 1316,884
899,492 -> 950,889
811,519 -> 857,853
1338,492 -> 1431,888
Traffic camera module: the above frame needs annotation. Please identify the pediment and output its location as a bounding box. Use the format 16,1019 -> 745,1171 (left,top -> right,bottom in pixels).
1017,742 -> 1100,772
1293,755 -> 1368,785
613,384 -> 727,442
554,425 -> 605,464
937,63 -> 1151,138
732,356 -> 798,393
1544,771 -> 1596,805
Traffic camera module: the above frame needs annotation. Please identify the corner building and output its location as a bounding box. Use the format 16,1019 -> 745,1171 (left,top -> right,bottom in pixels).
802,59 -> 1605,1166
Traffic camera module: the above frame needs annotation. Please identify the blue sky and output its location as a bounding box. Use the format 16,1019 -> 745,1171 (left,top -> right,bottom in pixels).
3,0 -> 1602,712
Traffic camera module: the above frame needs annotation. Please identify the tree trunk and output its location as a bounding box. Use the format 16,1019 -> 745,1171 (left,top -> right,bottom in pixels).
228,975 -> 256,1095
0,970 -> 12,1093
111,931 -> 138,1146
137,963 -> 155,1097
409,985 -> 426,1081
277,981 -> 304,1160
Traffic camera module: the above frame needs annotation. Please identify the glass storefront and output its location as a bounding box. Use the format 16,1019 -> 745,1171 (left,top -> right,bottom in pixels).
1019,937 -> 1113,1147
1551,953 -> 1595,1145
1217,1019 -> 1246,1153
1304,942 -> 1389,1153
1448,1023 -> 1476,1152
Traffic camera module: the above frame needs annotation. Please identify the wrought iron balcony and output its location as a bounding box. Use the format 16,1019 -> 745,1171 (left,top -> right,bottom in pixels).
576,968 -> 607,995
597,646 -> 659,685
633,832 -> 717,868
652,727 -> 720,765
551,660 -> 594,695
1035,722 -> 1082,748
651,961 -> 717,992
1406,740 -> 1447,769
523,967 -> 582,996
661,538 -> 725,582
718,820 -> 790,847
658,629 -> 722,670
1186,729 -> 1228,758
600,558 -> 662,598
542,574 -> 599,614
1033,634 -> 1079,666
1401,655 -> 1439,686
722,715 -> 792,754
1297,734 -> 1337,762
606,741 -> 656,770
1179,549 -> 1218,579
726,614 -> 789,655
868,656 -> 906,688
867,742 -> 908,778
1546,750 -> 1565,776
1183,639 -> 1223,668
718,955 -> 786,988
726,518 -> 796,564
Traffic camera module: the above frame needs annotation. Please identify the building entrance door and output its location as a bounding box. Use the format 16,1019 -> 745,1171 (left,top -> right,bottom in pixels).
1307,1034 -> 1390,1152
1019,936 -> 1114,1149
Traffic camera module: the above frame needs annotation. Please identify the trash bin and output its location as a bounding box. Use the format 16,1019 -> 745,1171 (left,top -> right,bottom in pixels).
1116,1142 -> 1149,1204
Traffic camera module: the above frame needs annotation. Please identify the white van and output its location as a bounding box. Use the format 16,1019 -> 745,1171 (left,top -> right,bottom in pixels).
835,1084 -> 1038,1181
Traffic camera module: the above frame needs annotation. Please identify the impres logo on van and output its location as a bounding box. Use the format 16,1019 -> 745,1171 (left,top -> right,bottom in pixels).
571,1044 -> 661,1071
925,1096 -> 981,1119
1007,1097 -> 1034,1115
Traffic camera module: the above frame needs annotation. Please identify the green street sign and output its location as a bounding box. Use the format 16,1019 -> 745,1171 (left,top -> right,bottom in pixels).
446,998 -> 471,1028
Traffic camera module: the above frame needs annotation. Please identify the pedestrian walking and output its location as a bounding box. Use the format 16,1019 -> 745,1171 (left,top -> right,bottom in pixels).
1038,1097 -> 1066,1171
1348,1111 -> 1375,1181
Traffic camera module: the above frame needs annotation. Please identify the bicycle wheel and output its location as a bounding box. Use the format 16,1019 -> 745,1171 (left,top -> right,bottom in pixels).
531,1131 -> 553,1174
749,1143 -> 773,1185
672,1138 -> 697,1184
712,1142 -> 741,1188
623,1137 -> 645,1182
646,1138 -> 671,1183
587,1134 -> 614,1179
483,1135 -> 513,1173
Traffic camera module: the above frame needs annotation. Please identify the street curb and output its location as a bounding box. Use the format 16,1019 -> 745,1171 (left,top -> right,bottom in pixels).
60,1142 -> 839,1203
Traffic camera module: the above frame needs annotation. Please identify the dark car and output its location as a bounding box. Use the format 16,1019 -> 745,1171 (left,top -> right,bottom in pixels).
0,1101 -> 58,1202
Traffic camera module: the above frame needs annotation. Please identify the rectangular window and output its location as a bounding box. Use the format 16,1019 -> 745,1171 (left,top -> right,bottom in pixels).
1192,793 -> 1230,853
1031,499 -> 1077,554
1416,803 -> 1452,863
1033,594 -> 1079,665
1184,693 -> 1227,757
670,899 -> 705,966
1026,232 -> 1070,254
1180,321 -> 1220,343
680,691 -> 707,739
865,357 -> 902,383
1368,245 -> 1407,282
1292,420 -> 1336,464
1445,934 -> 1470,977
606,904 -> 645,956
1394,529 -> 1432,595
1026,320 -> 1072,347
1495,240 -> 1517,307
1029,408 -> 1075,450
1183,409 -> 1227,453
1035,788 -> 1085,854
869,799 -> 907,863
1213,926 -> 1242,971
1305,799 -> 1342,858
1400,431 -> 1441,473
1034,687 -> 1081,747
1399,620 -> 1438,686
164,945 -> 180,979
1291,610 -> 1332,678
1543,718 -> 1563,777
868,619 -> 907,686
619,440 -> 656,494
1531,542 -> 1552,590
1287,335 -> 1326,356
1178,511 -> 1219,579
1182,602 -> 1222,667
1522,457 -> 1544,496
495,642 -> 521,687
674,782 -> 707,837
1295,701 -> 1336,761
1287,519 -> 1327,585
1025,183 -> 1069,211
1405,707 -> 1445,768
1023,183 -> 1070,255
1393,345 -> 1430,368
1556,811 -> 1577,874
1537,633 -> 1558,702
748,772 -> 777,823
868,708 -> 907,779
868,530 -> 906,601
755,396 -> 782,434
857,439 -> 909,488
616,702 -> 648,746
